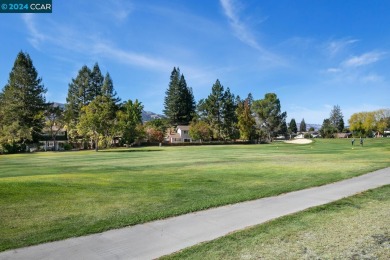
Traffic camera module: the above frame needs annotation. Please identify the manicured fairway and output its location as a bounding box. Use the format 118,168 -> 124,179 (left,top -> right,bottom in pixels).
162,185 -> 390,259
0,139 -> 389,251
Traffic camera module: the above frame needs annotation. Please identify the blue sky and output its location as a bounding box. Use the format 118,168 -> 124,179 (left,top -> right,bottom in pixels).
1,0 -> 389,124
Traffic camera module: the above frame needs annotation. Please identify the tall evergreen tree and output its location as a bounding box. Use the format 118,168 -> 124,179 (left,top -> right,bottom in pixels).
329,105 -> 344,132
279,119 -> 288,137
65,65 -> 92,140
65,65 -> 92,124
178,74 -> 195,124
90,63 -> 103,99
102,72 -> 121,104
203,79 -> 225,139
0,51 -> 47,148
300,118 -> 307,132
221,87 -> 239,139
288,118 -> 298,133
163,67 -> 181,125
163,67 -> 195,126
236,94 -> 256,141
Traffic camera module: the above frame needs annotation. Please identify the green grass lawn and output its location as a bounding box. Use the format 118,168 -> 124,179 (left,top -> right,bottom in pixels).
0,138 -> 389,251
162,185 -> 390,259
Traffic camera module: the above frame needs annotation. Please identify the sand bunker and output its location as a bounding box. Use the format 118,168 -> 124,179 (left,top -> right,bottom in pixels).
284,138 -> 313,144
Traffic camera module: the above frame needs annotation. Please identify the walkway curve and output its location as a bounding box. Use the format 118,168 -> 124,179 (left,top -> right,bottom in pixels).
1,167 -> 389,260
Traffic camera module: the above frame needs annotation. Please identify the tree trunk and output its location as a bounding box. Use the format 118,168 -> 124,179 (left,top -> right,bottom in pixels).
95,135 -> 99,152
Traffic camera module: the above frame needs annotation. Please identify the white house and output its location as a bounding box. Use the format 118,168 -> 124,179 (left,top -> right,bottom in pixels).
167,125 -> 192,143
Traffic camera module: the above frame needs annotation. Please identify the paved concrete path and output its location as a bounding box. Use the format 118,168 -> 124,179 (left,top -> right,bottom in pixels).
1,167 -> 389,260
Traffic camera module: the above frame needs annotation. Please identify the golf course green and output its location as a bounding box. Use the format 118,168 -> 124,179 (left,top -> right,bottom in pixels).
1,138 -> 389,251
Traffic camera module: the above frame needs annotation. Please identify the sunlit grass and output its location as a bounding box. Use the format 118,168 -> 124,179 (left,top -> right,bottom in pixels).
1,138 -> 389,251
162,185 -> 390,259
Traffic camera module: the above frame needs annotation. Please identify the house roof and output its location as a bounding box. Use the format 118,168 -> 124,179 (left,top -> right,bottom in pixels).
177,125 -> 190,131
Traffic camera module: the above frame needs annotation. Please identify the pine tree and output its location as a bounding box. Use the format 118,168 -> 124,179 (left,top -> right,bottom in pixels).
65,65 -> 92,139
178,74 -> 195,124
102,72 -> 120,104
204,79 -> 225,139
300,118 -> 307,132
90,63 -> 103,99
289,118 -> 298,133
236,94 -> 256,141
221,87 -> 239,139
163,67 -> 181,125
329,105 -> 344,132
0,51 -> 47,148
163,67 -> 195,126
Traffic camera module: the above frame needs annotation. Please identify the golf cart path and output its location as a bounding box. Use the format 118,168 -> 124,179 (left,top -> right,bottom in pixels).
1,167 -> 389,260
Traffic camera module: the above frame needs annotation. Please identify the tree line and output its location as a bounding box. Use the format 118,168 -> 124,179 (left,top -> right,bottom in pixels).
164,68 -> 288,143
1,52 -> 389,153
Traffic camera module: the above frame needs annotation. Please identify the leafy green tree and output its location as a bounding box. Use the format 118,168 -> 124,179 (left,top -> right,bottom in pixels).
300,118 -> 307,132
329,105 -> 344,132
288,118 -> 297,133
189,120 -> 212,142
320,118 -> 337,138
0,51 -> 47,150
349,109 -> 390,137
252,93 -> 287,142
118,99 -> 144,145
236,95 -> 256,141
77,95 -> 117,151
163,68 -> 195,126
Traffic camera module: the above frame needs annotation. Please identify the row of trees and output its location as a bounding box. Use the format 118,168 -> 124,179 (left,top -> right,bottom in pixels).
1,52 -> 389,153
64,63 -> 148,151
320,105 -> 346,138
163,68 -> 288,143
0,52 -> 147,152
349,109 -> 390,137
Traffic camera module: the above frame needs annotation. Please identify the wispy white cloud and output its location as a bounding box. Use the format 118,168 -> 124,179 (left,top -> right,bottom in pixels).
21,14 -> 173,72
326,68 -> 342,73
326,38 -> 359,57
219,0 -> 261,50
91,42 -> 172,71
324,51 -> 387,77
219,0 -> 284,65
98,0 -> 133,22
21,14 -> 49,49
342,51 -> 386,68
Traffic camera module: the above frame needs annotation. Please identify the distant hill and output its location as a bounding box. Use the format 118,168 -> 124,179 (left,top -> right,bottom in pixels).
142,111 -> 164,122
298,123 -> 322,131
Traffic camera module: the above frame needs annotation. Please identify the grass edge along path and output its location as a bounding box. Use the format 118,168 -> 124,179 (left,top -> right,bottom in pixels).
162,185 -> 390,259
